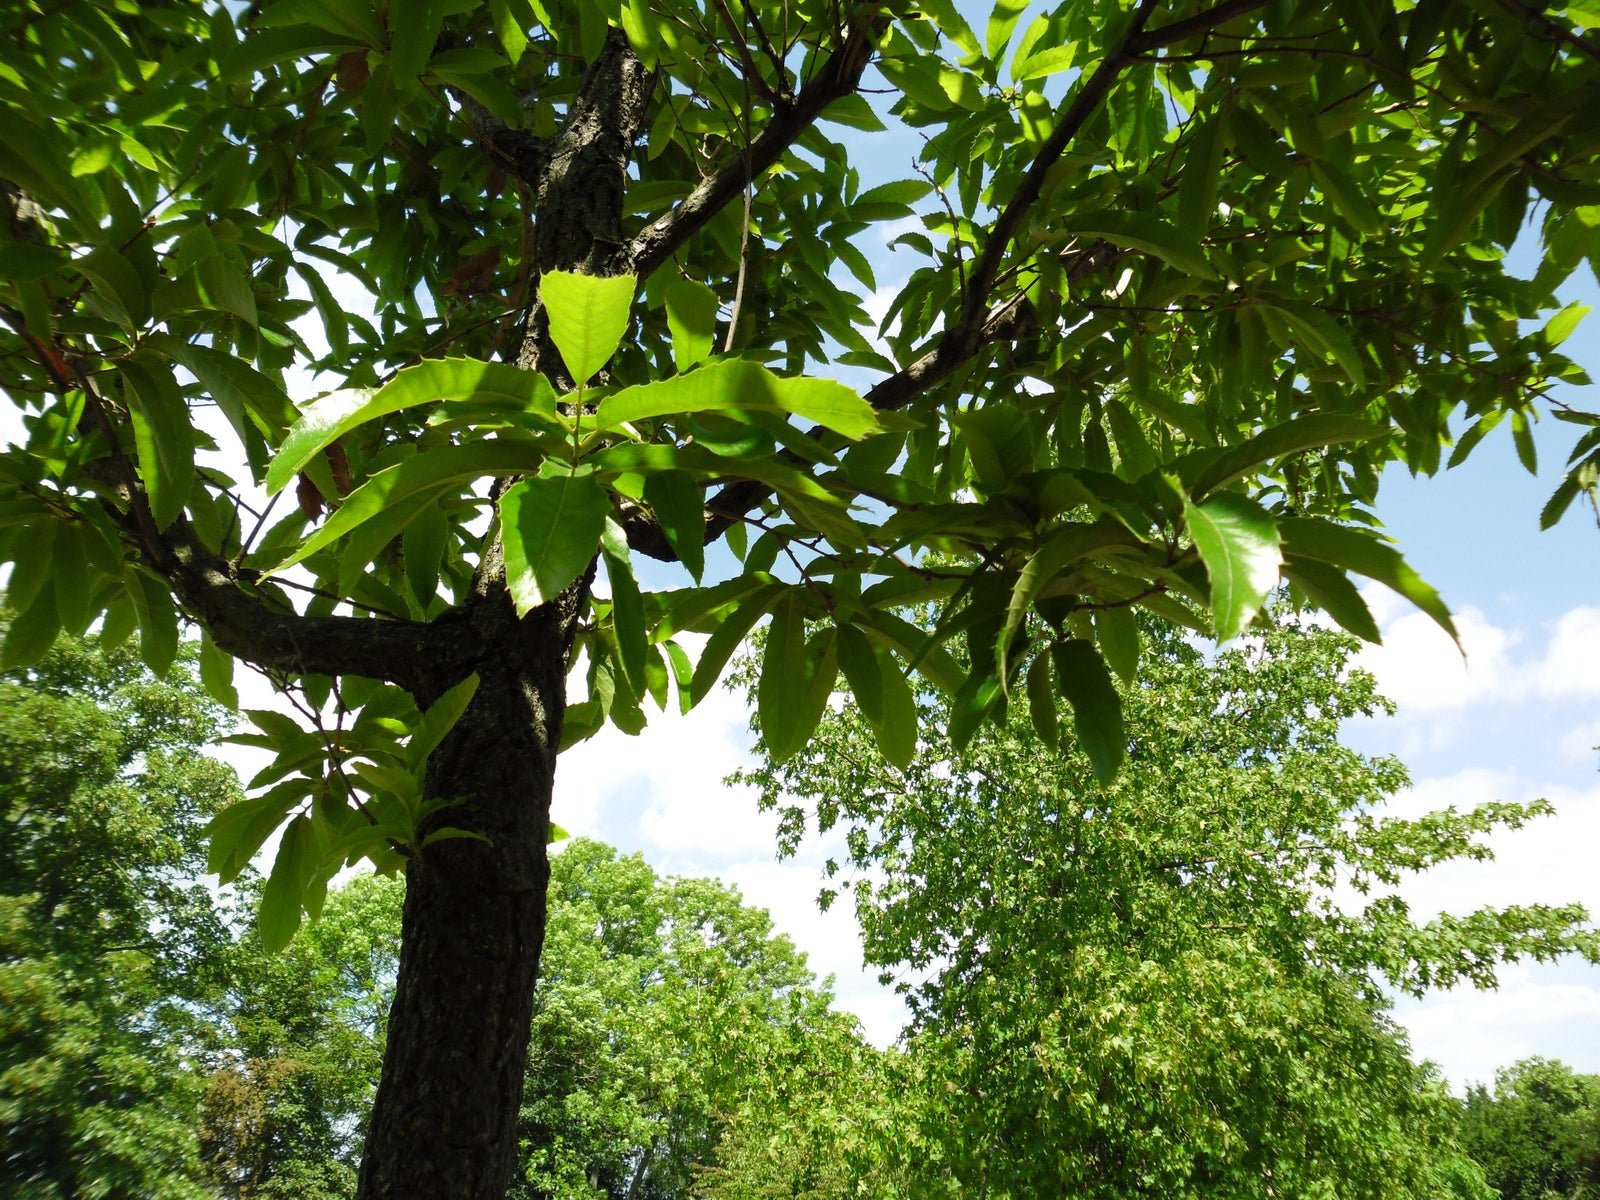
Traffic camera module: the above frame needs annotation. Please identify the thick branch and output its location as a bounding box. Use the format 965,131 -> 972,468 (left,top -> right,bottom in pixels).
1126,0 -> 1271,54
163,529 -> 482,695
517,29 -> 655,375
625,11 -> 885,282
951,0 -> 1163,355
1,296 -> 472,691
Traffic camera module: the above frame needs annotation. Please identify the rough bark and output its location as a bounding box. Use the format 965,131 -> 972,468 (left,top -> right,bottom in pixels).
356,561 -> 590,1200
356,31 -> 652,1200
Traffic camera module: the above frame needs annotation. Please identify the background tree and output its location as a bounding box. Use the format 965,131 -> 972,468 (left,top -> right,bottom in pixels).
5,2 -> 1600,1193
737,620 -> 1598,1198
1459,1058 -> 1600,1200
198,873 -> 402,1200
0,628 -> 240,1200
515,839 -> 871,1199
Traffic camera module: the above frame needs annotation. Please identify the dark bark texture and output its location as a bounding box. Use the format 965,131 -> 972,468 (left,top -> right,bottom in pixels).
356,563 -> 589,1199
356,31 -> 653,1200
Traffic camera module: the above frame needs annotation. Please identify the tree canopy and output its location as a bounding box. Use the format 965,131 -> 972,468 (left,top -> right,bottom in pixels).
736,619 -> 1598,1198
1459,1058 -> 1600,1200
0,630 -> 240,1200
5,0 -> 1600,1192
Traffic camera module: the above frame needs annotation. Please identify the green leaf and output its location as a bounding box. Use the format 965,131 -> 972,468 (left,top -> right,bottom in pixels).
819,94 -> 886,131
2,580 -> 61,670
403,501 -> 450,606
783,628 -> 840,763
51,522 -> 91,636
271,440 -> 547,574
1259,300 -> 1367,386
986,0 -> 1029,58
388,0 -> 443,84
1025,649 -> 1058,753
836,622 -> 885,727
539,269 -> 636,384
1177,116 -> 1224,242
597,359 -> 881,440
1183,492 -> 1282,643
664,277 -> 719,371
1511,409 -> 1538,475
1051,639 -> 1124,784
1545,301 -> 1589,347
872,643 -> 918,769
493,0 -> 533,62
998,519 -> 1138,680
1066,211 -> 1218,281
1310,161 -> 1384,235
689,582 -> 785,706
129,571 -> 178,676
759,592 -> 808,761
1278,517 -> 1457,644
948,668 -> 1003,754
150,335 -> 297,476
1281,557 -> 1380,643
1094,607 -> 1141,685
259,813 -> 313,952
601,519 -> 648,699
916,0 -> 981,63
500,471 -> 610,616
1181,415 -> 1388,498
266,359 -> 557,495
642,472 -> 705,581
407,674 -> 480,772
954,405 -> 1035,494
199,630 -> 240,709
124,363 -> 194,531
197,251 -> 258,327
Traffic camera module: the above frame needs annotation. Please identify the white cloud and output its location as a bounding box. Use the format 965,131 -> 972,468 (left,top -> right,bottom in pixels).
1393,963 -> 1600,1090
1354,599 -> 1516,711
1355,597 -> 1600,717
1532,606 -> 1600,699
1560,717 -> 1600,764
556,678 -> 778,858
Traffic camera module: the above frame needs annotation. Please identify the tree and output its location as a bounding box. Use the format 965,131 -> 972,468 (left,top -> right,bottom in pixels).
735,620 -> 1598,1197
201,840 -> 874,1199
4,2 -> 1600,1193
514,839 -> 869,1199
1459,1058 -> 1600,1200
198,872 -> 402,1200
0,628 -> 241,1199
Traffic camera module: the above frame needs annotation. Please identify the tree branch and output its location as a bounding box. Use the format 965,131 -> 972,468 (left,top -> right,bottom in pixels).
1127,0 -> 1271,54
1,299 -> 479,692
951,0 -> 1163,356
625,9 -> 885,281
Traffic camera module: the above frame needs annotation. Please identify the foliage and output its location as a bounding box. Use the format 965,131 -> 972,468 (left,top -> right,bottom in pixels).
198,873 -> 402,1200
1460,1058 -> 1600,1200
0,627 -> 240,1200
736,619 -> 1597,1198
7,0 -> 1600,1188
3,0 -> 1600,936
514,839 -> 872,1200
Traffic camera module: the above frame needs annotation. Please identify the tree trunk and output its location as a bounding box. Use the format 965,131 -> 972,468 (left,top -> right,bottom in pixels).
357,564 -> 589,1199
357,33 -> 651,1199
